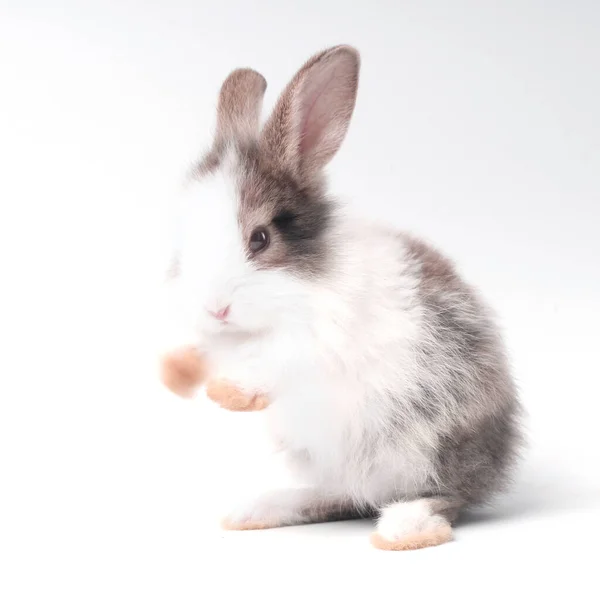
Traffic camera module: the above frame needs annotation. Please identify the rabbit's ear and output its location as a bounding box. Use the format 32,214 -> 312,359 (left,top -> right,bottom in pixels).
260,45 -> 360,182
214,68 -> 267,147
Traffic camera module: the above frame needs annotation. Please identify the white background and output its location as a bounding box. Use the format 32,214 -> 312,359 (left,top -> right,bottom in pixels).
1,1 -> 599,598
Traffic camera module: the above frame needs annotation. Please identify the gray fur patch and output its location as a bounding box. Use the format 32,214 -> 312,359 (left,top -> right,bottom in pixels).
237,144 -> 335,277
399,234 -> 523,509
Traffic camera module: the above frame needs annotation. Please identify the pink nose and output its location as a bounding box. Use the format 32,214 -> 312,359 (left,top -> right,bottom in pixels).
209,305 -> 230,321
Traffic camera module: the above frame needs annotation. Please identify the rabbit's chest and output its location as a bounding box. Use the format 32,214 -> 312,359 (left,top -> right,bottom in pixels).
208,330 -> 360,461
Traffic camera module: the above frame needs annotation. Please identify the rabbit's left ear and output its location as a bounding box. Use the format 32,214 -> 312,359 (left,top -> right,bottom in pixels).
260,45 -> 360,182
214,68 -> 267,147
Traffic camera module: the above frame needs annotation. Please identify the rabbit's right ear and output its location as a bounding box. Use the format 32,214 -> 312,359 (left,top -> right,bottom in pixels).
260,45 -> 360,183
213,68 -> 267,148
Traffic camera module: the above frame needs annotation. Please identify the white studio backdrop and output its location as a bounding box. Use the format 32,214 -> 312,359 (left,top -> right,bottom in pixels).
0,1 -> 598,598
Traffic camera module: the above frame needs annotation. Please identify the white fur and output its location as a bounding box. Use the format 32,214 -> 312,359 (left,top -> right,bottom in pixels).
224,487 -> 328,529
166,151 -> 440,510
376,499 -> 449,541
259,217 -> 435,507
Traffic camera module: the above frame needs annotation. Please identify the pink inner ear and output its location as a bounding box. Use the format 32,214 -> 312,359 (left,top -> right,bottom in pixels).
294,50 -> 358,170
299,68 -> 338,156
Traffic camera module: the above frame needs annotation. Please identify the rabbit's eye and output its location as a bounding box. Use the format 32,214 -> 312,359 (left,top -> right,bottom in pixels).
249,228 -> 270,254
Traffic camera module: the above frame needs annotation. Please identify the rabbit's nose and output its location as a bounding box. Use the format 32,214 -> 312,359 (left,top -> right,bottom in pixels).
208,305 -> 230,322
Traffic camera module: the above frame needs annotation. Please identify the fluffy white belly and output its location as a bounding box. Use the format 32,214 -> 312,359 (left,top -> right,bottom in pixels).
207,328 -> 356,456
207,329 -> 434,507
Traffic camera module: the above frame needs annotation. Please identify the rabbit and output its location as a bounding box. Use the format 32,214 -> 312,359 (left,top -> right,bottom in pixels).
160,45 -> 523,551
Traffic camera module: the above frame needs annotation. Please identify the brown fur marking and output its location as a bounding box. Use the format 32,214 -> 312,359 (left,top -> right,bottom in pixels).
402,234 -> 461,291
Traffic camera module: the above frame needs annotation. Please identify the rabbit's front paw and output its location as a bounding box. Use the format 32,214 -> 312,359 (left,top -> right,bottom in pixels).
160,346 -> 207,398
205,380 -> 268,412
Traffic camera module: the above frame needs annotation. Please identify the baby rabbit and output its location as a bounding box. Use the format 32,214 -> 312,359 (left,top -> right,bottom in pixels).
161,45 -> 522,550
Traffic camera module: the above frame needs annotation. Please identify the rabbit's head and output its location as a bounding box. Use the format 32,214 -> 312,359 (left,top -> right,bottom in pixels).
175,46 -> 360,337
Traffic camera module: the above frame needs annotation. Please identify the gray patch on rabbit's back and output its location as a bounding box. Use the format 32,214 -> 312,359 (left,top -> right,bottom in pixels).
399,233 -> 523,505
432,406 -> 522,504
